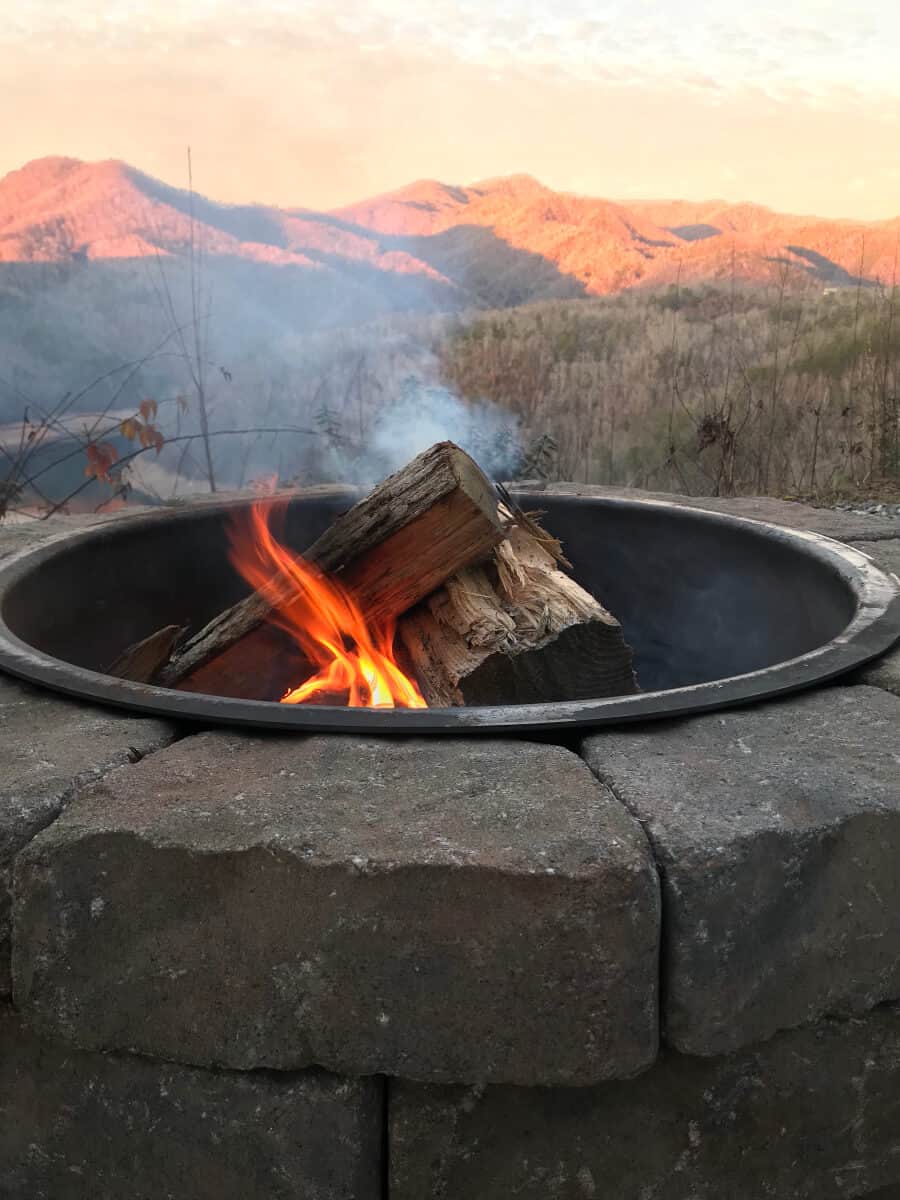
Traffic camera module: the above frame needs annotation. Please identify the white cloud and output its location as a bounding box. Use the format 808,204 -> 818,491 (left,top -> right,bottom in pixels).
3,0 -> 897,120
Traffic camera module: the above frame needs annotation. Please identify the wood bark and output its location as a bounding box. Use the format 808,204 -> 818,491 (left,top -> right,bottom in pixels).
398,522 -> 638,706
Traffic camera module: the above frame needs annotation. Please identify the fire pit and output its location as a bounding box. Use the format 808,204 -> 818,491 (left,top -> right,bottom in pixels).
2,489 -> 900,1198
0,489 -> 897,733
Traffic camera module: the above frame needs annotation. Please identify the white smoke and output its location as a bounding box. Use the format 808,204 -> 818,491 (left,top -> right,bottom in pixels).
204,328 -> 524,492
351,378 -> 521,484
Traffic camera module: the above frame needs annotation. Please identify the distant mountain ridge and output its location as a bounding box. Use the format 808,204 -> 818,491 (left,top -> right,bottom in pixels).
3,155 -> 900,424
0,156 -> 455,291
3,156 -> 899,307
333,173 -> 900,295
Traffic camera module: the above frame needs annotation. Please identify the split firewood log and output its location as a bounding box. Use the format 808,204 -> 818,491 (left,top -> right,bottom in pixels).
398,516 -> 638,706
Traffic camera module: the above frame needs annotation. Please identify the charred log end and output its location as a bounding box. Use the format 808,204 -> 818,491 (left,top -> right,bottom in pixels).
459,620 -> 639,707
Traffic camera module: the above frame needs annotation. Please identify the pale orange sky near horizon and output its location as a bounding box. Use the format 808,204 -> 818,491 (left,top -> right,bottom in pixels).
3,0 -> 900,220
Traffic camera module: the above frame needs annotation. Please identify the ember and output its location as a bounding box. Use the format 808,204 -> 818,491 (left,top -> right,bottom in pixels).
228,500 -> 426,709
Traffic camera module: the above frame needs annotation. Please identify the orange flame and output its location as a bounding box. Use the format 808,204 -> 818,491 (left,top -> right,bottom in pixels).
227,500 -> 427,709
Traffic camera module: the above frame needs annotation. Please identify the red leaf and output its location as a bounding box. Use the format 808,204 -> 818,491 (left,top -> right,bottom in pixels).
84,441 -> 118,484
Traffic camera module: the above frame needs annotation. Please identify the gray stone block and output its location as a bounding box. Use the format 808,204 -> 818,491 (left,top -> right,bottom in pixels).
851,539 -> 900,579
391,1005 -> 900,1200
0,1004 -> 381,1200
852,541 -> 900,698
582,687 -> 900,1056
858,631 -> 900,698
13,733 -> 659,1085
0,675 -> 176,996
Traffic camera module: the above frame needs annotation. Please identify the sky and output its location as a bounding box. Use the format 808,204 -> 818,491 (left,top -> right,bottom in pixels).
3,0 -> 899,219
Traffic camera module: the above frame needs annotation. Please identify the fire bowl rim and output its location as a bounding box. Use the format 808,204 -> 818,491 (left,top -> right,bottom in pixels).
0,493 -> 897,734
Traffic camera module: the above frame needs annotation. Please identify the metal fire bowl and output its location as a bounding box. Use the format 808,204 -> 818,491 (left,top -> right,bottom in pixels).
0,491 -> 898,734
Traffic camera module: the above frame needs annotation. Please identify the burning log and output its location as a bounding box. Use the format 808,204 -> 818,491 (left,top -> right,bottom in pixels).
399,519 -> 637,706
173,625 -> 303,702
114,442 -> 505,689
110,441 -> 638,708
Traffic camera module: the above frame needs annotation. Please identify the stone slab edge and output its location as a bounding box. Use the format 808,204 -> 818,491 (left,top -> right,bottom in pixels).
850,540 -> 900,698
389,1001 -> 900,1200
0,1003 -> 382,1200
579,687 -> 900,1058
1,680 -> 179,997
11,734 -> 661,1087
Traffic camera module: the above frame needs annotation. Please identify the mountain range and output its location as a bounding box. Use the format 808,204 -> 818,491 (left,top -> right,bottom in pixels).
2,155 -> 899,424
3,156 -> 899,308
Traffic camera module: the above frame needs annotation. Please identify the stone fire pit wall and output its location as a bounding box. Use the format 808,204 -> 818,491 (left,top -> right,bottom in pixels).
2,489 -> 900,1200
